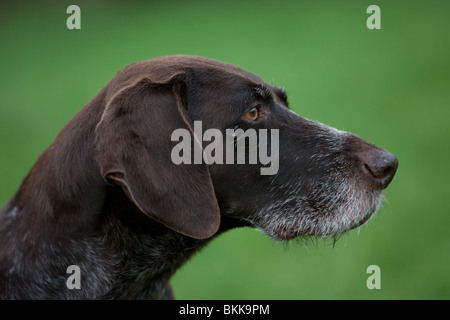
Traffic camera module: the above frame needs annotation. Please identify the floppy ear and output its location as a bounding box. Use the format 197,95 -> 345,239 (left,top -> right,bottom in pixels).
95,75 -> 220,239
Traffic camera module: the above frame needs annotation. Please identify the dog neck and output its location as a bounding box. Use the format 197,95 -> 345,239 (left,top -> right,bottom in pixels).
0,102 -> 209,299
0,164 -> 209,299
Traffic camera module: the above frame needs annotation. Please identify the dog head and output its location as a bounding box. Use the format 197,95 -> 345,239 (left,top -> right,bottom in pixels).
95,55 -> 398,240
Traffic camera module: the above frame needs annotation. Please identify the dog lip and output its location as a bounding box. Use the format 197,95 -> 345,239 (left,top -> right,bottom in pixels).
274,226 -> 298,240
356,212 -> 373,227
349,205 -> 377,231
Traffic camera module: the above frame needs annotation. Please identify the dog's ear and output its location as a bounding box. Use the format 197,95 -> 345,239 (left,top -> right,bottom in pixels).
95,75 -> 220,239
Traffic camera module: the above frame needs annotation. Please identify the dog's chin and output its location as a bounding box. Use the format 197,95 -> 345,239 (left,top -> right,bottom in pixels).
258,189 -> 385,242
269,210 -> 376,241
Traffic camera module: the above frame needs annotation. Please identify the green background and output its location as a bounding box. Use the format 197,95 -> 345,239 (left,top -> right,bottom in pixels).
1,0 -> 449,299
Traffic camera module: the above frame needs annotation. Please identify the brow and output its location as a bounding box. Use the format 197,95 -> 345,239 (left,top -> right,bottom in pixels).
253,85 -> 272,101
272,86 -> 289,108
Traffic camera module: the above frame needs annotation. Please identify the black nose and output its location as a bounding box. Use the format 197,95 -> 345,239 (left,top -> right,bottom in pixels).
362,150 -> 398,189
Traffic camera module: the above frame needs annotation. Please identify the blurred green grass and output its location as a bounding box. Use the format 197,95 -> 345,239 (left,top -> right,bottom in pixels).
1,0 -> 449,299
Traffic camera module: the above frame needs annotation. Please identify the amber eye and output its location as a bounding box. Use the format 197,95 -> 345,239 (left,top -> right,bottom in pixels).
245,107 -> 259,121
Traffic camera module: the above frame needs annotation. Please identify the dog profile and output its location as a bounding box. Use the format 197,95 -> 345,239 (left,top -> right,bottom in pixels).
0,55 -> 398,299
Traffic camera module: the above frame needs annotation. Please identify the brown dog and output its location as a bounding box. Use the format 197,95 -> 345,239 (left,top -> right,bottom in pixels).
0,55 -> 398,299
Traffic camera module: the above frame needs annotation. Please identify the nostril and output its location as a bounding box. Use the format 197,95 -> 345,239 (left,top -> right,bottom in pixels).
363,152 -> 398,189
363,163 -> 375,177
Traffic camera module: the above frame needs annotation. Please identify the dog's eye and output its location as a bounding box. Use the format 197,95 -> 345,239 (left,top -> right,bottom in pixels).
245,107 -> 259,121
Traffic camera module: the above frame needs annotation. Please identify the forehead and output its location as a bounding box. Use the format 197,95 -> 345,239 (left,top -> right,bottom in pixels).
176,57 -> 286,105
167,55 -> 266,83
179,57 -> 288,109
189,69 -> 275,112
183,58 -> 270,103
